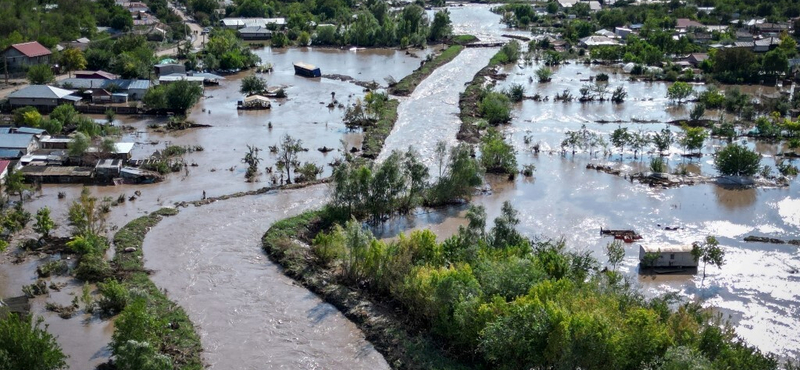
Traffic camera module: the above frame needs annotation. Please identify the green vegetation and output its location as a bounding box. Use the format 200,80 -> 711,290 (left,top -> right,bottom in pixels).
691,236 -> 726,284
360,96 -> 400,159
33,207 -> 56,239
263,200 -> 778,370
26,64 -> 54,84
480,129 -> 517,174
110,209 -> 202,369
478,91 -> 512,125
714,144 -> 761,177
390,45 -> 464,96
203,29 -> 261,70
489,40 -> 520,66
240,74 -> 268,95
0,314 -> 67,370
143,80 -> 204,114
451,34 -> 478,45
667,81 -> 694,104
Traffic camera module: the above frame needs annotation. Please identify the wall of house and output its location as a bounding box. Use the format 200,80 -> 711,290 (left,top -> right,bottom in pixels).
2,49 -> 51,72
8,97 -> 58,107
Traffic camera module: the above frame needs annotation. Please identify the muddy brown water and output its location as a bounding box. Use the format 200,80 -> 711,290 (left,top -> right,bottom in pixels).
141,185 -> 389,369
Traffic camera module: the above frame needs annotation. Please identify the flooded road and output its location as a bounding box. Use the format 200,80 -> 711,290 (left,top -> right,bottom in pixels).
142,186 -> 389,369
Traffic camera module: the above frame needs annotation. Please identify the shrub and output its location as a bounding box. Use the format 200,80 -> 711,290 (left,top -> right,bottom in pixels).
480,129 -> 517,174
596,73 -> 609,82
535,67 -> 553,82
75,253 -> 113,282
0,315 -> 67,370
650,157 -> 666,173
504,83 -> 525,102
479,92 -> 512,125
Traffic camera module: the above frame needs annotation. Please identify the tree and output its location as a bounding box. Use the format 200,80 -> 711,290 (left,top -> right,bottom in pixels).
68,187 -> 105,236
4,168 -> 30,203
762,48 -> 788,78
629,130 -> 649,159
105,109 -> 116,124
535,67 -> 553,83
34,207 -> 56,238
50,105 -> 78,126
714,144 -> 761,177
0,314 -> 68,370
165,80 -> 203,114
240,75 -> 267,95
242,145 -> 261,181
667,81 -> 693,104
297,31 -> 311,46
429,9 -> 452,42
605,240 -> 624,271
479,92 -> 511,125
21,110 -> 42,128
480,129 -> 517,174
680,126 -> 707,156
68,132 -> 90,158
690,103 -> 705,121
275,134 -> 303,184
61,48 -> 87,77
652,127 -> 673,155
610,126 -> 631,157
691,235 -> 725,283
271,32 -> 288,48
40,119 -> 62,135
27,64 -> 54,84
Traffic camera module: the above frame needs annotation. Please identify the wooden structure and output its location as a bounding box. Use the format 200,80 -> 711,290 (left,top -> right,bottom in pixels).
600,228 -> 642,243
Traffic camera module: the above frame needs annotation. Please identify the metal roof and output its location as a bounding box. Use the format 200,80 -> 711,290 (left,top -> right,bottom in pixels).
114,142 -> 135,154
0,134 -> 35,149
8,85 -> 76,99
4,41 -> 51,58
13,127 -> 46,135
640,245 -> 694,253
221,17 -> 286,27
238,26 -> 273,34
0,149 -> 24,158
61,78 -> 150,90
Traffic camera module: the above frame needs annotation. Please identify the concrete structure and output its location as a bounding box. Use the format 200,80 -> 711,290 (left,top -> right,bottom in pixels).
39,137 -> 72,150
6,85 -> 80,108
754,37 -> 781,52
221,17 -> 286,29
639,245 -> 697,268
1,42 -> 52,72
158,75 -> 205,86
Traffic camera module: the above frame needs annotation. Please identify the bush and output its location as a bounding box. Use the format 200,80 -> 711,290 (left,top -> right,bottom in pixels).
535,67 -> 553,83
479,92 -> 512,125
0,315 -> 67,370
98,279 -> 130,315
714,144 -> 761,177
650,157 -> 666,173
596,73 -> 609,82
480,129 -> 517,174
690,103 -> 706,121
75,253 -> 113,282
504,83 -> 525,102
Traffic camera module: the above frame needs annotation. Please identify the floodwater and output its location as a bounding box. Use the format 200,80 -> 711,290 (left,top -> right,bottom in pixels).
142,185 -> 389,369
380,54 -> 800,358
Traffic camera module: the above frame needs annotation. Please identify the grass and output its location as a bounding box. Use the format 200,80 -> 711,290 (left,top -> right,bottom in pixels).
112,207 -> 202,369
450,34 -> 478,45
389,45 -> 465,96
361,99 -> 400,159
262,211 -> 471,370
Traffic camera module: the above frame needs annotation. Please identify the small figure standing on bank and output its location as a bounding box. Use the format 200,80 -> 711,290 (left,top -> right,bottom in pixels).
202,190 -> 206,200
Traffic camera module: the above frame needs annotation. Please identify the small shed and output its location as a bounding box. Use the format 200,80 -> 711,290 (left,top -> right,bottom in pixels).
154,63 -> 186,77
112,93 -> 129,103
113,142 -> 135,160
293,62 -> 321,77
40,137 -> 72,150
639,245 -> 697,268
95,158 -> 123,178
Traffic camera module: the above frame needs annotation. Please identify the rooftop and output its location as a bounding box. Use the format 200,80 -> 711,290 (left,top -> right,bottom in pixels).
3,41 -> 51,58
8,85 -> 78,100
0,134 -> 35,149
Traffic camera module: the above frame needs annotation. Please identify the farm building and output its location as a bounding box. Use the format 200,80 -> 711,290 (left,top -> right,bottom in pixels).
639,245 -> 697,268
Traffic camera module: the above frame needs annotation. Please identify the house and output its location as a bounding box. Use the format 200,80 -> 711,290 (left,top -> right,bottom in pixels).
687,53 -> 708,67
95,158 -> 124,178
73,70 -> 119,80
736,30 -> 754,42
154,63 -> 186,77
221,18 -> 286,29
733,41 -> 755,49
639,245 -> 697,268
19,150 -> 68,166
19,165 -> 94,183
594,29 -> 616,38
0,132 -> 38,158
754,37 -> 781,52
158,75 -> 205,86
1,41 -> 52,72
556,0 -> 578,8
113,142 -> 134,160
579,35 -> 621,48
754,22 -> 791,36
59,78 -> 151,100
586,1 -> 601,12
676,18 -> 705,31
615,27 -> 632,39
6,85 -> 80,109
238,26 -> 273,40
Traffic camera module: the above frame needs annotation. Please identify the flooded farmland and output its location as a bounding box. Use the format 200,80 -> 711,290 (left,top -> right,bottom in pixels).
1,3 -> 798,368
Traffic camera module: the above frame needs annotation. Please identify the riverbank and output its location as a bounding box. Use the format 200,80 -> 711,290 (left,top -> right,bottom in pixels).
111,208 -> 203,369
389,44 -> 466,96
261,210 -> 470,370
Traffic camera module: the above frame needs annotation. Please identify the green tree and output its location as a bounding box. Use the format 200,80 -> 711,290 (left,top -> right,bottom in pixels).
33,207 -> 56,238
691,235 -> 725,283
652,127 -> 673,155
479,91 -> 511,125
40,119 -> 62,135
297,31 -> 311,46
21,110 -> 42,127
535,67 -> 553,82
714,144 -> 761,177
68,132 -> 90,158
690,103 -> 706,121
428,144 -> 482,205
27,64 -> 54,84
61,47 -> 87,77
271,32 -> 289,48
4,168 -> 30,203
166,80 -> 203,114
605,240 -> 624,271
680,126 -> 707,156
240,75 -> 267,95
667,81 -> 693,104
0,315 -> 67,370
610,126 -> 631,157
68,187 -> 105,236
480,129 -> 517,174
429,9 -> 452,42
762,48 -> 788,77
50,104 -> 78,126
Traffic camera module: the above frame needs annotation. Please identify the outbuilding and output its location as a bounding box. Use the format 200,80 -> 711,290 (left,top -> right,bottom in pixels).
639,245 -> 697,268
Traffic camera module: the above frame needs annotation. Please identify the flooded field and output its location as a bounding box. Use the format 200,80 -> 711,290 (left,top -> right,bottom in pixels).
142,186 -> 389,369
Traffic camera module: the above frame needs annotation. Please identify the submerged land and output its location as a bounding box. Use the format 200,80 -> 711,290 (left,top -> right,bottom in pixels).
0,0 -> 799,369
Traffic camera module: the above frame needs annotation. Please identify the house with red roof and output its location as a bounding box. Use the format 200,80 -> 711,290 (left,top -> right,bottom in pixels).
0,160 -> 10,184
1,41 -> 52,72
